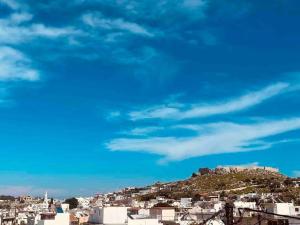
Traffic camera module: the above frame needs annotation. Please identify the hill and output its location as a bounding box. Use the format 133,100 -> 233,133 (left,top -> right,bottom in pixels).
137,167 -> 300,203
0,195 -> 15,201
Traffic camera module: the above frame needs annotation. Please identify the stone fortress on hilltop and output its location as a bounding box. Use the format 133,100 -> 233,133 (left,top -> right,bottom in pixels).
218,165 -> 279,173
197,165 -> 279,176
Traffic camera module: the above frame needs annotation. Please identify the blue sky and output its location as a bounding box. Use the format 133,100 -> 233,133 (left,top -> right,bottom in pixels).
1,0 -> 300,198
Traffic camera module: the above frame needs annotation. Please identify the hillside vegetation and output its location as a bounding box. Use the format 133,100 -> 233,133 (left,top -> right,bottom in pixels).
138,167 -> 300,203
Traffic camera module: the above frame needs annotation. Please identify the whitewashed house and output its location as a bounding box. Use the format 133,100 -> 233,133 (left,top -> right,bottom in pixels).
35,212 -> 69,225
128,215 -> 163,225
234,201 -> 257,217
88,206 -> 128,224
264,203 -> 296,217
180,198 -> 192,208
149,207 -> 176,221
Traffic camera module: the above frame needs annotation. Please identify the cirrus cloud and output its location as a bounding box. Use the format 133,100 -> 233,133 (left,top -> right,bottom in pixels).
107,81 -> 300,163
0,46 -> 39,81
107,117 -> 300,163
129,82 -> 289,120
82,12 -> 154,37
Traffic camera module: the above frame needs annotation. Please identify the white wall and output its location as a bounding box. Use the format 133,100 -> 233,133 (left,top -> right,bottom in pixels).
61,204 -> 69,212
206,219 -> 225,225
234,201 -> 256,209
162,209 -> 175,221
139,209 -> 150,217
103,207 -> 127,224
275,203 -> 295,216
180,198 -> 192,208
128,218 -> 162,225
234,201 -> 256,217
150,208 -> 175,221
89,207 -> 102,224
214,203 -> 223,211
89,206 -> 127,224
37,213 -> 69,225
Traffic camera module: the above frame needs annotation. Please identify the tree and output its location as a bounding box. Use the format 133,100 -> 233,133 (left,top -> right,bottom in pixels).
192,194 -> 201,202
64,197 -> 79,209
220,191 -> 227,198
153,202 -> 173,208
0,195 -> 15,201
283,178 -> 293,187
191,173 -> 198,178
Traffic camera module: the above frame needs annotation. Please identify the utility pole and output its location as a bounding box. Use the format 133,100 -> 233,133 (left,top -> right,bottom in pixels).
258,214 -> 262,225
225,202 -> 234,225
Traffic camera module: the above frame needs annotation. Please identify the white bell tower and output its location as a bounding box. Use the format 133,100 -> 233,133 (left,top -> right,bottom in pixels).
43,191 -> 49,209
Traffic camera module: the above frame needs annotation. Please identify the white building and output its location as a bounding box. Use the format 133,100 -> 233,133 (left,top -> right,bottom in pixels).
128,215 -> 163,225
17,212 -> 28,224
138,209 -> 150,217
139,189 -> 152,195
149,207 -> 176,221
89,206 -> 128,224
295,206 -> 300,216
180,198 -> 192,208
234,201 -> 256,209
76,197 -> 91,209
234,201 -> 257,217
214,202 -> 223,212
264,203 -> 296,217
132,200 -> 146,208
206,219 -> 225,225
35,212 -> 70,225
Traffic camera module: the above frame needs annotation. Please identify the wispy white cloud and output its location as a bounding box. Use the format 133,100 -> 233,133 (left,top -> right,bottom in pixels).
0,5 -> 81,82
82,12 -> 153,37
106,111 -> 121,121
182,0 -> 206,9
0,46 -> 39,81
0,13 -> 80,45
129,82 -> 289,120
0,0 -> 24,10
6,12 -> 33,24
0,3 -> 82,106
29,24 -> 80,38
83,0 -> 208,22
107,117 -> 300,162
124,127 -> 163,136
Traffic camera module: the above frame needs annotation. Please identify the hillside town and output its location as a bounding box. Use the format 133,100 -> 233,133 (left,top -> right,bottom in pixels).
1,166 -> 300,225
1,0 -> 299,224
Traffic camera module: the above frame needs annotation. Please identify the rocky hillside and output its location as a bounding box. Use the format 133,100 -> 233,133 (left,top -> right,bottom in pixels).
137,167 -> 300,203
